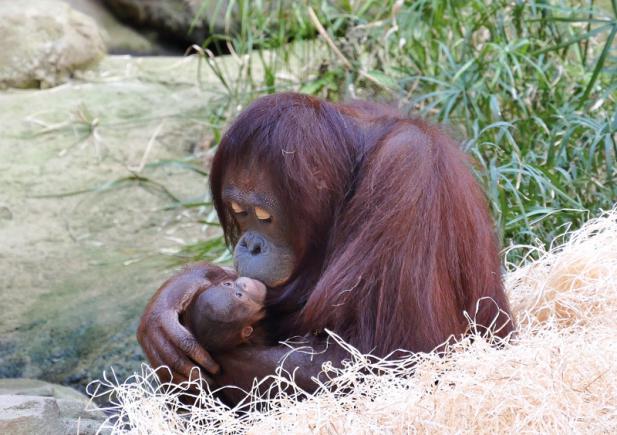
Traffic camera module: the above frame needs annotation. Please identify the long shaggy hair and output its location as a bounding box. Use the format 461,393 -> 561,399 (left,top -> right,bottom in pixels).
210,92 -> 514,355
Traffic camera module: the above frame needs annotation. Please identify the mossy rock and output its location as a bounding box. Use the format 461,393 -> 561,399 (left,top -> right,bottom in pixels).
0,0 -> 106,89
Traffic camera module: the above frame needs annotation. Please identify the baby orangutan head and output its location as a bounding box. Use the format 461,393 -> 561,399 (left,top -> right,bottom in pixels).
184,276 -> 267,352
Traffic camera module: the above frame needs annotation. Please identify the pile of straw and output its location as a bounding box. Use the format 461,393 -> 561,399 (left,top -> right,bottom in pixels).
89,209 -> 617,434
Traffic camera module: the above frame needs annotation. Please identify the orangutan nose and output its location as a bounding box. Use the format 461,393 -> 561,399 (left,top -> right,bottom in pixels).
243,233 -> 265,256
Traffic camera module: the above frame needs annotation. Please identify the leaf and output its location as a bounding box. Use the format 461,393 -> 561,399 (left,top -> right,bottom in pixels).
364,70 -> 399,90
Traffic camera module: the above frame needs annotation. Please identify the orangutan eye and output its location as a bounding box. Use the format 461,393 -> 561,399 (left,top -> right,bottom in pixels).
230,201 -> 247,216
255,206 -> 272,223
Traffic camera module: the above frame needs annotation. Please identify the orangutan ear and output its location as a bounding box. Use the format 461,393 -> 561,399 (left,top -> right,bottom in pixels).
241,326 -> 254,340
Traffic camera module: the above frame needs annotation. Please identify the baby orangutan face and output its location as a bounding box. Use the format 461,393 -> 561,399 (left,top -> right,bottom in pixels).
184,276 -> 267,352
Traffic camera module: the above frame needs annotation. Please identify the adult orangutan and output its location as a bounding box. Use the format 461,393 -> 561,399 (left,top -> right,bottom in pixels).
137,92 -> 514,402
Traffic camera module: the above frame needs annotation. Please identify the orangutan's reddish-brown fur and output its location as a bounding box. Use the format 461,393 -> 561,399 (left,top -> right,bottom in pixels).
138,93 -> 514,403
209,93 -> 514,356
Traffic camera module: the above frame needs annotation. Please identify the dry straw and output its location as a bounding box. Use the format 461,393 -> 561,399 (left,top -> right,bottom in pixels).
89,208 -> 617,434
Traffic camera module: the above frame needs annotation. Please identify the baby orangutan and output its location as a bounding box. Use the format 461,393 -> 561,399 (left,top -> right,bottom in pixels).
179,264 -> 267,352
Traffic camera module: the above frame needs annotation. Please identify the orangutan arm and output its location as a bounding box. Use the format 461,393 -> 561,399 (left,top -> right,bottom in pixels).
137,262 -> 229,383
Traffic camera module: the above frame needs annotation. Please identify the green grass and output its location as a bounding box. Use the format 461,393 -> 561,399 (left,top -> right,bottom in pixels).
182,0 -> 617,263
43,1 -> 614,265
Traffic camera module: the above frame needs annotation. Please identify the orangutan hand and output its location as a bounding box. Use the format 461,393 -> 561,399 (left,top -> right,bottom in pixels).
137,262 -> 222,384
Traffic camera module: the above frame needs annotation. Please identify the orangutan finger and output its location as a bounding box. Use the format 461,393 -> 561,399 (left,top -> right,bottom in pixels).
186,344 -> 220,375
171,372 -> 191,386
144,346 -> 175,384
147,328 -> 197,379
157,339 -> 203,382
187,366 -> 215,387
151,346 -> 192,386
161,313 -> 220,375
140,334 -> 164,368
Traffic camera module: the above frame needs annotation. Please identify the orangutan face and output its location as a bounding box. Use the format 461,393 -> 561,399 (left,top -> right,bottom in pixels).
221,170 -> 296,287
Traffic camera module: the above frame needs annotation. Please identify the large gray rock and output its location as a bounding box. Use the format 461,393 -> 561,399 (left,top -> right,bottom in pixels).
0,378 -> 89,401
0,395 -> 65,435
0,1 -> 106,89
103,0 -> 235,45
0,379 -> 106,435
62,0 -> 155,53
